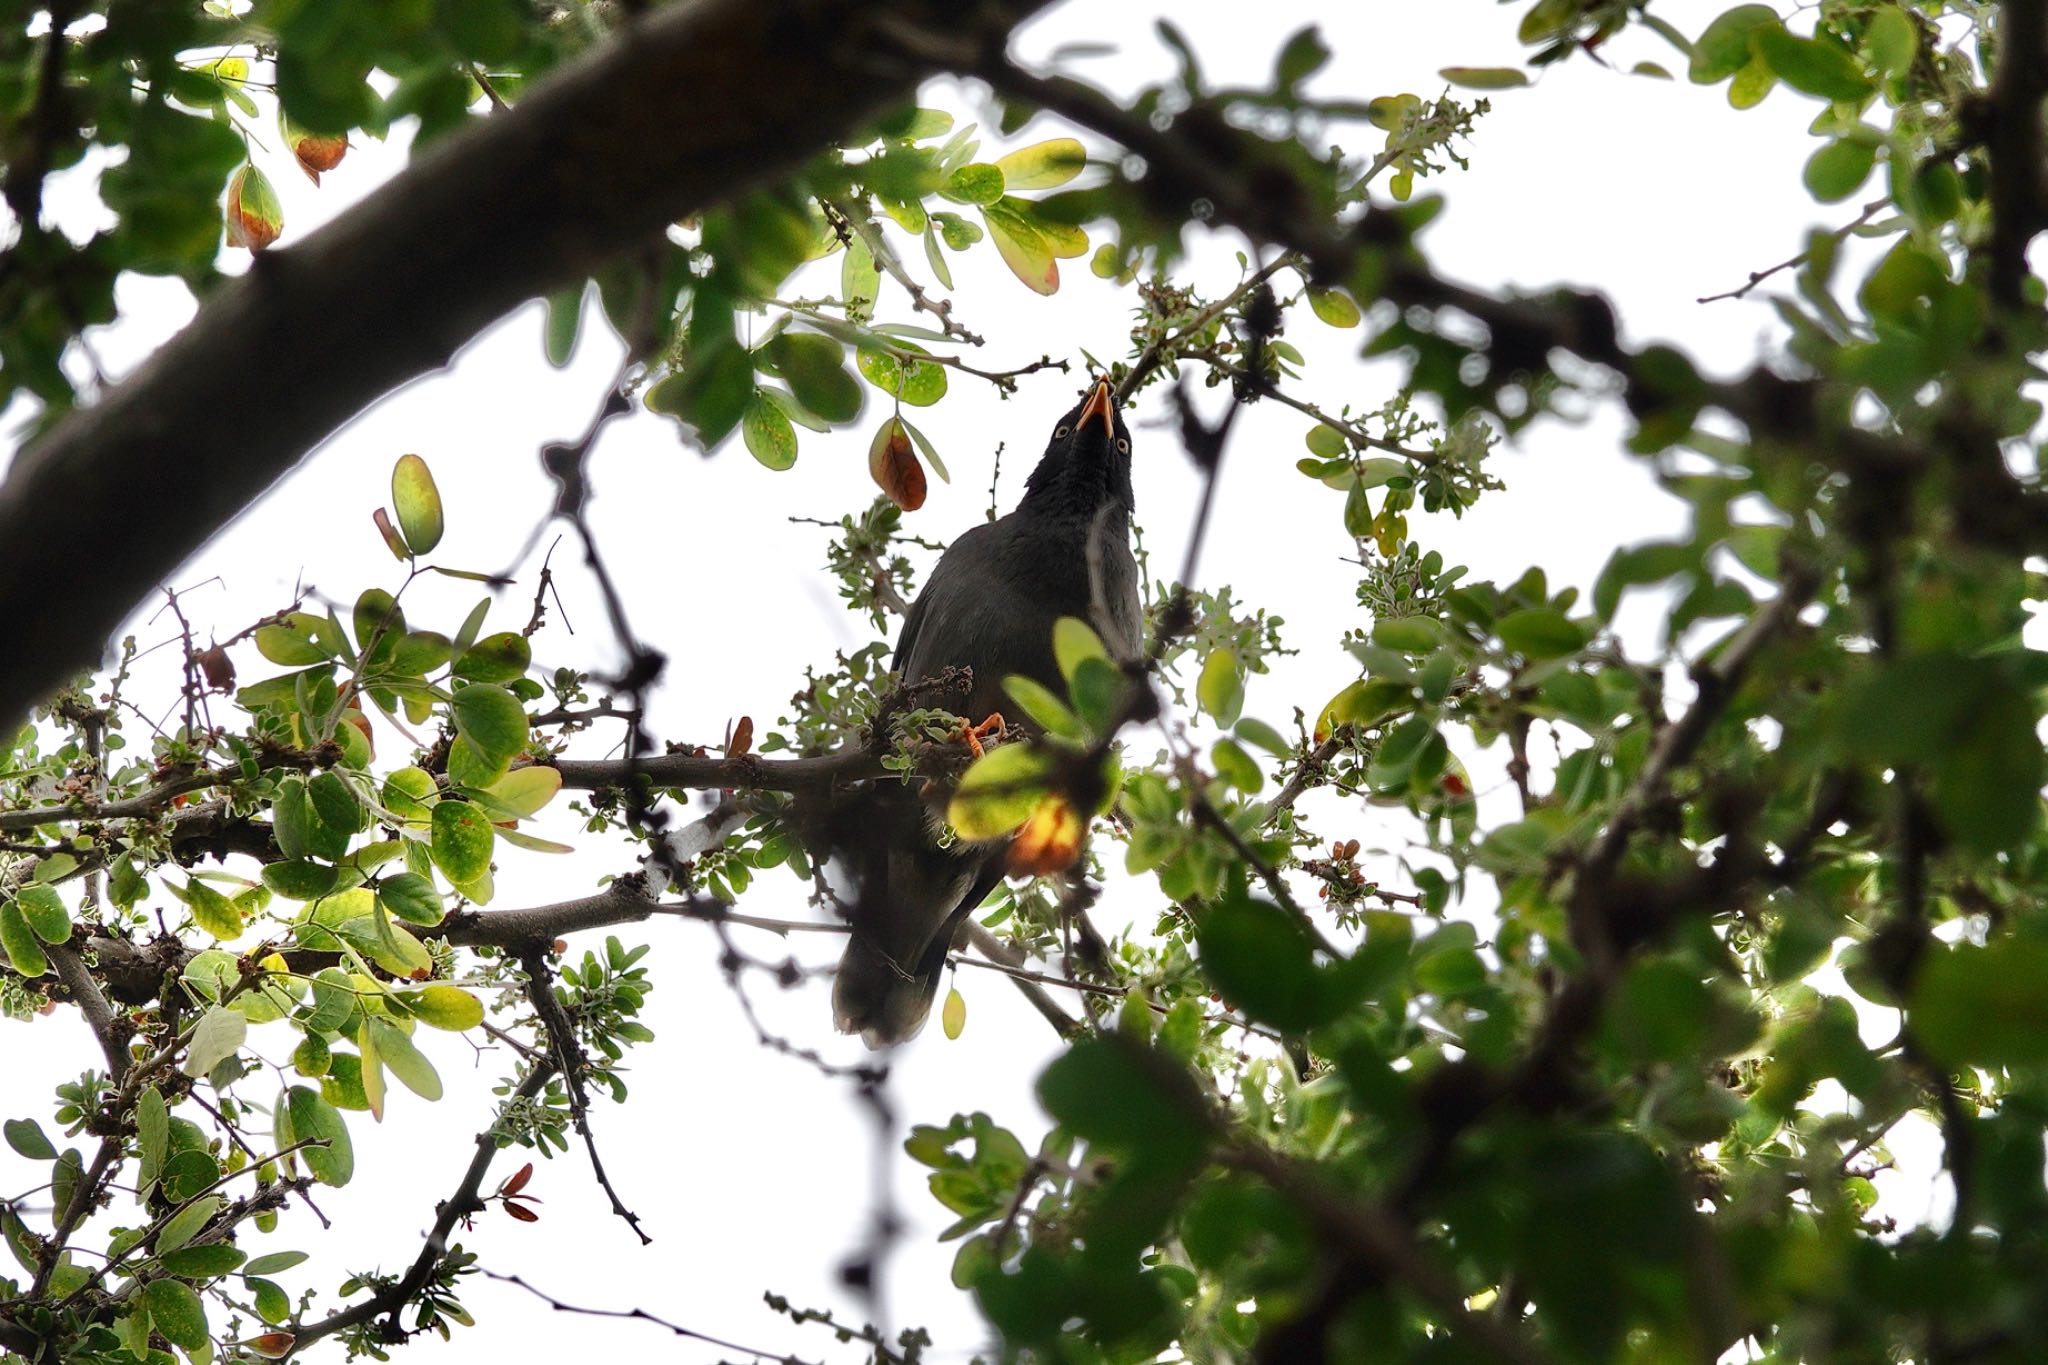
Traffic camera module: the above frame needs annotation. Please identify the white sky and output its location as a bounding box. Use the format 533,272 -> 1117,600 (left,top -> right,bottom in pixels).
0,2 -> 1951,1361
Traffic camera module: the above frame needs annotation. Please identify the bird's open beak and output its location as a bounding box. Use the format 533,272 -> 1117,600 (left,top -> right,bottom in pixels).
1078,377 -> 1115,438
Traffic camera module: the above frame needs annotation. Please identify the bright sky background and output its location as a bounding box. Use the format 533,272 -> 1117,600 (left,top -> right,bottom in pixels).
0,2 -> 1953,1360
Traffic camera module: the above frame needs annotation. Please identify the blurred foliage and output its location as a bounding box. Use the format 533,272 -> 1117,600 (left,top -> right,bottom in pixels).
6,2 -> 2048,1364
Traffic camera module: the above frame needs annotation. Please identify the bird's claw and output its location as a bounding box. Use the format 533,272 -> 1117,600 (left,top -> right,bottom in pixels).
955,713 -> 1007,759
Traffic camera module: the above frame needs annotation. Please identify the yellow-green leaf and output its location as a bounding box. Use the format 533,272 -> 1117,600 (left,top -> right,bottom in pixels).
994,137 -> 1086,190
404,984 -> 485,1031
942,986 -> 967,1039
981,204 -> 1058,295
391,454 -> 444,555
742,391 -> 799,470
1198,648 -> 1244,727
947,744 -> 1055,839
1438,66 -> 1528,90
1052,616 -> 1110,683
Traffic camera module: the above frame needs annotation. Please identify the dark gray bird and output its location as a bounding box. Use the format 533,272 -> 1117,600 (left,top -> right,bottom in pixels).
830,377 -> 1141,1047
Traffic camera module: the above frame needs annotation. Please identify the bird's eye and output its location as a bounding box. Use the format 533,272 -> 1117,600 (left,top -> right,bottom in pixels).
1116,438 -> 1129,453
1054,424 -> 1070,438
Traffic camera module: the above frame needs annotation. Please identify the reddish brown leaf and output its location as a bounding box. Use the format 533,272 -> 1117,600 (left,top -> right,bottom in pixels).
372,508 -> 409,560
196,645 -> 235,690
504,1201 -> 540,1222
291,133 -> 347,182
500,1161 -> 534,1196
727,715 -> 754,758
868,418 -> 927,511
245,1333 -> 296,1359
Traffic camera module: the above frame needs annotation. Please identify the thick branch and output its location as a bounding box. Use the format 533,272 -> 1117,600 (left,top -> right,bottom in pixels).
0,0 -> 1055,728
551,746 -> 888,795
1984,0 -> 2048,310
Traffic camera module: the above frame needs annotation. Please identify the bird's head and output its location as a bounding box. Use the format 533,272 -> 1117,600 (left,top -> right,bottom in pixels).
1020,376 -> 1135,514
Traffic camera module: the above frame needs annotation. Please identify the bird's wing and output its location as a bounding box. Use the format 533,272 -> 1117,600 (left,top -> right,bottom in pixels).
893,521 -> 995,678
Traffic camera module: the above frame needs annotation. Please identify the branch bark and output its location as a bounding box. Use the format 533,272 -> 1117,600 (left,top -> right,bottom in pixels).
0,0 -> 1053,728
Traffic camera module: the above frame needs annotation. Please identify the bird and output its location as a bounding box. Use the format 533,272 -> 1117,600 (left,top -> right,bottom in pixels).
827,376 -> 1141,1047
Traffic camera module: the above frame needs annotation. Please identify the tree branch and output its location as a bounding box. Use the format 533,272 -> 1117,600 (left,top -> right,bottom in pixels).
1983,0 -> 2048,310
292,1062 -> 559,1352
0,0 -> 1057,728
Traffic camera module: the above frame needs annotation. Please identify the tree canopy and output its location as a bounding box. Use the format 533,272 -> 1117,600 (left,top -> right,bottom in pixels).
4,1 -> 2048,1363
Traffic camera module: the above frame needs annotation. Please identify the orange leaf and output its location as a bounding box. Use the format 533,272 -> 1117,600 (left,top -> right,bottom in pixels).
727,715 -> 753,758
868,418 -> 927,511
1006,794 -> 1084,875
244,1334 -> 296,1360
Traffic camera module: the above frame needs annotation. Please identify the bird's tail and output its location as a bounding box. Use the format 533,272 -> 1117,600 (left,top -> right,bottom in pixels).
831,923 -> 946,1049
796,779 -> 992,1048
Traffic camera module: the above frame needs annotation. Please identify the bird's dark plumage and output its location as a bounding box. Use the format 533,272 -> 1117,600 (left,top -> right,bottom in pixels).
830,378 -> 1141,1046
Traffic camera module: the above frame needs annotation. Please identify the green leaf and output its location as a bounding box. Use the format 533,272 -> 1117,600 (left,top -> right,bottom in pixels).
856,346 -> 949,406
1197,886 -> 1373,1032
142,1278 -> 209,1351
255,612 -> 331,665
160,1243 -> 246,1278
262,860 -> 339,901
1211,738 -> 1263,793
366,1018 -> 442,1100
1751,25 -> 1872,102
1052,616 -> 1111,682
157,1195 -> 222,1254
453,631 -> 531,684
376,872 -> 443,927
391,454 -> 444,555
765,332 -> 864,423
993,137 -> 1086,190
1862,5 -> 1917,80
543,282 -> 585,368
943,163 -> 1005,205
742,391 -> 799,470
431,801 -> 495,883
1003,674 -> 1086,743
1197,648 -> 1244,726
1438,66 -> 1529,89
1372,616 -> 1442,653
1306,287 -> 1362,327
1235,717 -> 1293,757
183,1005 -> 247,1078
283,1085 -> 354,1185
14,884 -> 69,943
1497,608 -> 1587,659
1911,939 -> 2048,1067
1688,5 -> 1781,83
1803,138 -> 1877,202
137,1086 -> 169,1186
1037,1037 -> 1206,1166
242,1251 -> 309,1277
646,339 -> 754,449
947,744 -> 1056,839
3,1119 -> 56,1161
451,682 -> 527,767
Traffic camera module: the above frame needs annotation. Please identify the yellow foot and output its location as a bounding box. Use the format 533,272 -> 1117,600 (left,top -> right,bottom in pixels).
955,712 -> 1007,759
